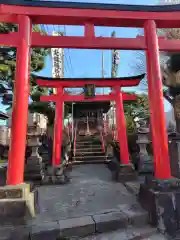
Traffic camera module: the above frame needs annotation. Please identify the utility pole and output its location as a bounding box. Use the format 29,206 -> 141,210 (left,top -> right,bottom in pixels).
111,31 -> 120,79
101,51 -> 105,96
111,31 -> 120,127
102,51 -> 104,78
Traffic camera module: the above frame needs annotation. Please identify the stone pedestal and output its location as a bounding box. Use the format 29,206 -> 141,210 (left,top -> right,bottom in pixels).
38,144 -> 51,167
0,183 -> 38,225
108,158 -> 137,182
117,164 -> 138,182
139,176 -> 180,238
42,163 -> 71,185
136,128 -> 154,174
168,133 -> 180,179
24,133 -> 45,182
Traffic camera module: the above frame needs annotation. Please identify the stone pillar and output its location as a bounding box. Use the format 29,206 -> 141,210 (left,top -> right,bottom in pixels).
168,132 -> 180,179
24,133 -> 45,182
136,128 -> 153,174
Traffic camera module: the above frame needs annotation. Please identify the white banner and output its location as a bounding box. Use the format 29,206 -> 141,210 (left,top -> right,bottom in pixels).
51,31 -> 64,79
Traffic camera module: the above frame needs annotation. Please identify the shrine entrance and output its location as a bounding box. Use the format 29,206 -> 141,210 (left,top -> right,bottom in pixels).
73,102 -> 106,136
1,0 -> 180,235
37,76 -> 142,166
0,1 -> 176,184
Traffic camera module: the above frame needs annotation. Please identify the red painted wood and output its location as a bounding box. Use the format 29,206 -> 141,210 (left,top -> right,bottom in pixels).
52,87 -> 63,166
32,34 -> 180,52
32,33 -> 146,50
114,87 -> 130,165
37,79 -> 141,88
0,32 -> 19,47
2,4 -> 180,28
0,13 -> 18,23
0,32 -> 180,52
84,23 -> 95,38
7,16 -> 31,185
40,93 -> 136,102
144,20 -> 171,179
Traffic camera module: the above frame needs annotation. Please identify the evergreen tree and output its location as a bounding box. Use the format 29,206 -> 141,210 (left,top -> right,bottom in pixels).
0,23 -> 61,125
0,23 -> 49,105
124,94 -> 149,134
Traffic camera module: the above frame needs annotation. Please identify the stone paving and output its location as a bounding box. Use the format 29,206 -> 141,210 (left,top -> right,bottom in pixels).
80,227 -> 167,240
0,164 -> 168,239
31,164 -> 136,223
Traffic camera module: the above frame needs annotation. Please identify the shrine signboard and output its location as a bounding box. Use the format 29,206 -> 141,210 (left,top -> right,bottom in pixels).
84,84 -> 95,98
51,31 -> 64,79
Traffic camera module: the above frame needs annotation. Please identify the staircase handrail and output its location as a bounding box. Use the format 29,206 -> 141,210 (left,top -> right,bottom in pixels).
73,122 -> 78,157
100,127 -> 105,153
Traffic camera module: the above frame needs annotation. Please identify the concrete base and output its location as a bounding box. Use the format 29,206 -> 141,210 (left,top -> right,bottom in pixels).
138,176 -> 180,238
0,183 -> 38,225
108,159 -> 137,182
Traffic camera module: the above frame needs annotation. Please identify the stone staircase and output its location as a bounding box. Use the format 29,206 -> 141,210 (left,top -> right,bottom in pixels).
73,134 -> 109,164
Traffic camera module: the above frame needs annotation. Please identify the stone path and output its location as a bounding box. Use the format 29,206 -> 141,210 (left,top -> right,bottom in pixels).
0,164 -> 168,239
32,164 -> 136,223
80,227 -> 166,240
25,164 -> 153,239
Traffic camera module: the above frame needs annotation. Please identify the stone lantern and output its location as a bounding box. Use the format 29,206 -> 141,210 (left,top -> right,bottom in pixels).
168,130 -> 180,179
136,119 -> 153,174
24,125 -> 45,182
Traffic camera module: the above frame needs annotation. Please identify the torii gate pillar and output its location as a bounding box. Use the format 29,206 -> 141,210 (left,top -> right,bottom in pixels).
114,86 -> 130,165
144,20 -> 171,180
7,16 -> 31,185
53,87 -> 64,166
113,86 -> 137,182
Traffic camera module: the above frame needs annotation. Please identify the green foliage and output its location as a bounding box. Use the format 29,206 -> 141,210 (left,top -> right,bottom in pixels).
124,93 -> 149,134
0,23 -> 59,124
0,23 -> 49,102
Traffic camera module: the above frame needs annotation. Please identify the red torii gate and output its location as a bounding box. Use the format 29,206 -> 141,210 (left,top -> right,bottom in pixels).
1,1 -> 179,185
36,76 -> 142,166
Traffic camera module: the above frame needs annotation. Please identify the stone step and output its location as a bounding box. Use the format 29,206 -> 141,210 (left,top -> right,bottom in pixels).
26,203 -> 150,239
80,227 -> 166,240
75,152 -> 105,157
76,147 -> 102,152
71,159 -> 110,165
76,143 -> 102,147
73,155 -> 107,162
76,140 -> 101,144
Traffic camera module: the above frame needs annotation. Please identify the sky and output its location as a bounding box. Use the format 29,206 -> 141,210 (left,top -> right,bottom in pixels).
0,0 -> 172,117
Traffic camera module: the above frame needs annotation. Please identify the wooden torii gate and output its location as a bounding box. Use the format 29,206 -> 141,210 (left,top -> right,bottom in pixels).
0,1 -> 178,184
36,75 -> 144,167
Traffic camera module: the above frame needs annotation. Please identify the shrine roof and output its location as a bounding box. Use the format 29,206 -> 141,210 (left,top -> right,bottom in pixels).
1,1 -> 180,12
68,101 -> 111,113
0,111 -> 9,120
35,74 -> 145,82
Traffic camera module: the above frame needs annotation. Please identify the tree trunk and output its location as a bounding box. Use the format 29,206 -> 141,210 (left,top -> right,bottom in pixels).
173,95 -> 180,133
